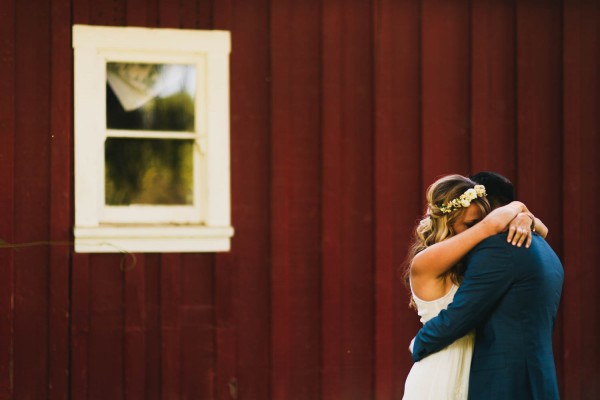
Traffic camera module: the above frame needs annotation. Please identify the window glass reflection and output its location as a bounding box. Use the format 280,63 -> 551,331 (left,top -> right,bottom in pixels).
105,138 -> 194,205
106,63 -> 196,132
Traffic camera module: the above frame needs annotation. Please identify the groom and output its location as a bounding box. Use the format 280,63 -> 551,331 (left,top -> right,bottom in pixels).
411,172 -> 564,399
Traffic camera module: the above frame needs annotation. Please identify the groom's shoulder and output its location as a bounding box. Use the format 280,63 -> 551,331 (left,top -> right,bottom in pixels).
474,232 -> 510,249
464,233 -> 517,273
466,233 -> 511,260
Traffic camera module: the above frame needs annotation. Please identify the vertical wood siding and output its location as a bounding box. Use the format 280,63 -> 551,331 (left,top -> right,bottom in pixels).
0,0 -> 598,399
373,1 -> 422,398
0,0 -> 16,396
562,0 -> 600,397
14,0 -> 52,398
270,1 -> 322,399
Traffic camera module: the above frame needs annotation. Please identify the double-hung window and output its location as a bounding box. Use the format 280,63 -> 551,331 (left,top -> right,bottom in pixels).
73,25 -> 233,252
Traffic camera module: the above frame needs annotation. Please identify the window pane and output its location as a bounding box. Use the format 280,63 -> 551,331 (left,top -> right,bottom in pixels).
106,62 -> 196,132
105,138 -> 194,205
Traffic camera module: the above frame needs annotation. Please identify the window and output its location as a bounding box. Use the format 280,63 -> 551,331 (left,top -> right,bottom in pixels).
73,25 -> 233,252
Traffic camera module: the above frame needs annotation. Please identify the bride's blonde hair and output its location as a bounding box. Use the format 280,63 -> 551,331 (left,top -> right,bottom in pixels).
403,174 -> 491,291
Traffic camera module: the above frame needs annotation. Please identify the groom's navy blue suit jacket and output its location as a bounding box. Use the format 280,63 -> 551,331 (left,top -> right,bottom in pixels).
412,233 -> 564,400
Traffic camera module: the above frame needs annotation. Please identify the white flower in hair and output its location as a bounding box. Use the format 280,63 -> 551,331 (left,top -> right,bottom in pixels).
438,184 -> 488,214
464,188 -> 478,200
474,185 -> 487,197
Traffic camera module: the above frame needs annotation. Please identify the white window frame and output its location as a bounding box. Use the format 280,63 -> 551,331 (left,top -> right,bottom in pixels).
73,25 -> 233,253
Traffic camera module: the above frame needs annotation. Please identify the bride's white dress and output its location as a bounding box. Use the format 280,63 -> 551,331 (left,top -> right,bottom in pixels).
403,284 -> 474,400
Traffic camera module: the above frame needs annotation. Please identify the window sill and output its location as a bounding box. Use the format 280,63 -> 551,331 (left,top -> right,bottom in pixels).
74,224 -> 234,253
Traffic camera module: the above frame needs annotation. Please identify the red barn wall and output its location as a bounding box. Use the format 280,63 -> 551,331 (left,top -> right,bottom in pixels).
0,0 -> 598,398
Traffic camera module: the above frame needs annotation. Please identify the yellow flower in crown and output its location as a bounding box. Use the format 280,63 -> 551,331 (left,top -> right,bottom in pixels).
474,185 -> 486,197
438,185 -> 487,214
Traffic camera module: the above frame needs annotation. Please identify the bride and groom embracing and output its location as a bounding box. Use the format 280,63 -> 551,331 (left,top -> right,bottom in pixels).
403,172 -> 564,400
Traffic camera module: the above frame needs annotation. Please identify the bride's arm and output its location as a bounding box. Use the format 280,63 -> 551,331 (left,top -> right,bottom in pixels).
533,217 -> 549,238
410,201 -> 527,280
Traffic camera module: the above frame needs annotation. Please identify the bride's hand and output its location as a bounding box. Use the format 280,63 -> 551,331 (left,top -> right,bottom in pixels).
507,212 -> 534,248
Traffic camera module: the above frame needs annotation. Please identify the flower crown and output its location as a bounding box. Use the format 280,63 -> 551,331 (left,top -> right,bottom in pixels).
438,185 -> 487,214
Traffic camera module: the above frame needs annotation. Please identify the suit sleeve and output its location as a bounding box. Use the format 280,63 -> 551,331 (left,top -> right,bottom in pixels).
411,234 -> 515,362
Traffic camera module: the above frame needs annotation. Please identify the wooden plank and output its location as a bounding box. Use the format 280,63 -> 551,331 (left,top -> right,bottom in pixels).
212,4 -> 235,400
126,0 -> 149,26
373,0 -> 423,398
322,1 -> 375,398
225,0 -> 272,398
49,0 -> 73,398
197,0 -> 213,29
562,1 -> 600,398
13,0 -> 51,397
159,0 -> 180,28
180,0 -> 198,29
121,253 -> 162,400
158,252 -> 217,399
339,0 -> 375,393
71,253 -> 90,399
270,0 -> 322,399
143,255 -> 162,400
124,255 -> 147,400
561,2 -> 582,394
160,253 -> 183,399
90,0 -> 125,25
214,254 -> 236,400
180,254 -> 215,399
421,0 -> 471,183
72,0 -> 89,23
71,2 -> 90,398
0,0 -> 16,396
269,0 -> 294,394
212,1 -> 236,398
339,2 -> 375,397
321,1 -> 344,398
470,0 -> 517,178
48,1 -> 73,399
87,255 -> 125,399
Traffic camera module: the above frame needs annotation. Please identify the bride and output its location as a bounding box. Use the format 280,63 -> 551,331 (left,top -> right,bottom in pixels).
403,174 -> 547,399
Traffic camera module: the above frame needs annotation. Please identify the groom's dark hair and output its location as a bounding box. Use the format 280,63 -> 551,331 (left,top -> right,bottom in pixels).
470,171 -> 515,209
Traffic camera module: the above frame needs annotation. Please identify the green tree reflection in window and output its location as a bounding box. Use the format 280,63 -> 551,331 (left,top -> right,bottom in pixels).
105,138 -> 194,205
